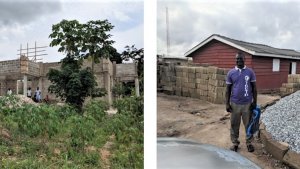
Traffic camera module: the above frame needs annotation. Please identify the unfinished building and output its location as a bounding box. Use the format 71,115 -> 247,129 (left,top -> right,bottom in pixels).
0,56 -> 139,105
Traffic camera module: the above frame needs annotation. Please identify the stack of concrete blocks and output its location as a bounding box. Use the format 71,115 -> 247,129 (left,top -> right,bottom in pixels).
157,65 -> 162,89
187,67 -> 198,98
207,66 -> 231,104
195,67 -> 209,101
175,66 -> 198,97
280,74 -> 300,96
174,66 -> 184,96
160,63 -> 176,95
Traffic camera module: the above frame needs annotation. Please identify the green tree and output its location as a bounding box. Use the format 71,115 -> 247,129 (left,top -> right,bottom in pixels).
121,45 -> 144,95
48,19 -> 113,110
49,19 -> 115,72
47,56 -> 106,111
80,20 -> 115,72
108,46 -> 123,64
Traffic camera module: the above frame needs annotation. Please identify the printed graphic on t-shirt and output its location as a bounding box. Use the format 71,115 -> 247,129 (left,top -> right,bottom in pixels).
245,75 -> 249,97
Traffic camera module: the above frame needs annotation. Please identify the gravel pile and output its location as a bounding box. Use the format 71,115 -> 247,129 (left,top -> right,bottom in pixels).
261,91 -> 300,154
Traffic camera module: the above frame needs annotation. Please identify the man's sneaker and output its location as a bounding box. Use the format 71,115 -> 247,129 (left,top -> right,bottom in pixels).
247,144 -> 255,152
230,145 -> 238,152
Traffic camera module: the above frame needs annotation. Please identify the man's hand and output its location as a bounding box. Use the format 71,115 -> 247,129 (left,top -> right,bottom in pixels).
250,102 -> 257,110
226,103 -> 232,113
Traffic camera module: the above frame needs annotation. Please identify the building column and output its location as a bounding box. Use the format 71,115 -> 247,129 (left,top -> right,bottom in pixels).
23,75 -> 27,96
104,72 -> 112,107
38,77 -> 42,98
135,77 -> 140,96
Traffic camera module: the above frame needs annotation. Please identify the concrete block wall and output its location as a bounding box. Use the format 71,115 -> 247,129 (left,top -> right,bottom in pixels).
207,66 -> 230,104
6,80 -> 17,95
82,60 -> 103,73
280,74 -> 300,96
157,65 -> 162,88
116,63 -> 136,82
163,58 -> 188,66
0,80 -> 6,95
171,65 -> 230,104
158,63 -> 176,95
41,59 -> 112,103
0,59 -> 21,75
28,61 -> 40,77
41,62 -> 61,100
43,62 -> 61,76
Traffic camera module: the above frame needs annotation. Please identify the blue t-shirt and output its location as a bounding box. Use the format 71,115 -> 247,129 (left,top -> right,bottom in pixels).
226,66 -> 256,104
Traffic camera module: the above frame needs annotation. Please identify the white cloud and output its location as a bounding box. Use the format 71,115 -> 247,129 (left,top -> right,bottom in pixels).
0,0 -> 143,63
112,23 -> 144,52
113,10 -> 131,22
157,0 -> 300,56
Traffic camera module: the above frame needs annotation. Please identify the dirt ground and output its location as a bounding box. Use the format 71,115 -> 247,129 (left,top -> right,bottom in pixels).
157,92 -> 292,169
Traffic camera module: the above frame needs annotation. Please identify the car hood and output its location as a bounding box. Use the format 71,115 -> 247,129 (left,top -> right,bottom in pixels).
157,137 -> 261,169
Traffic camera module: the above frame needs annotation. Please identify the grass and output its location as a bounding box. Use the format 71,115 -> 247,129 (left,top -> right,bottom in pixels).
0,96 -> 144,169
0,110 -> 110,169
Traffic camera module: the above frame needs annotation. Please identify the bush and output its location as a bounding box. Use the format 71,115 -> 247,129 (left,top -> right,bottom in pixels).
112,96 -> 143,116
84,99 -> 109,123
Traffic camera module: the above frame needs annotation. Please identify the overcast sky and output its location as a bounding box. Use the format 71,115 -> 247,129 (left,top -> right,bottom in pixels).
0,0 -> 143,63
157,0 -> 300,57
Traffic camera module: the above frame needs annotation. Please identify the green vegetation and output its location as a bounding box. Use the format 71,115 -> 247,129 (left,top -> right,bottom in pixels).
47,19 -> 114,111
0,95 -> 143,168
47,56 -> 107,111
0,19 -> 144,168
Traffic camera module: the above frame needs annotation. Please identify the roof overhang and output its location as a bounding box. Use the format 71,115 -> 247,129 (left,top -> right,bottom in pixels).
253,52 -> 300,60
184,35 -> 300,60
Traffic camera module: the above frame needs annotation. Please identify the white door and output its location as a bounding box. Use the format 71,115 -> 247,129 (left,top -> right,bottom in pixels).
292,62 -> 296,74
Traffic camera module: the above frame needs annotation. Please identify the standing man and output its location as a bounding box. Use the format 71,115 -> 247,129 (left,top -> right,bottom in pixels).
27,87 -> 32,98
226,52 -> 257,152
36,87 -> 41,102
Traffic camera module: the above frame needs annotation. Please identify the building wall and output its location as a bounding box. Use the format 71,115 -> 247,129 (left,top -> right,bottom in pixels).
163,58 -> 188,66
0,58 -> 135,105
190,40 -> 252,69
252,56 -> 300,90
41,59 -> 113,103
6,80 -> 17,95
189,40 -> 300,91
0,59 -> 21,75
28,61 -> 40,77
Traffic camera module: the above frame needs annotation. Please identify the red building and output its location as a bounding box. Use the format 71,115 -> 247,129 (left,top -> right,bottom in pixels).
184,34 -> 300,91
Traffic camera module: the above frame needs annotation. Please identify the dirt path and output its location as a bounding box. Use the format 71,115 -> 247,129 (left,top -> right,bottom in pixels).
157,92 -> 291,169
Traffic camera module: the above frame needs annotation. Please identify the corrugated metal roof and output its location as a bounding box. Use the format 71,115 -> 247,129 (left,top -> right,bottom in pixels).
185,34 -> 300,59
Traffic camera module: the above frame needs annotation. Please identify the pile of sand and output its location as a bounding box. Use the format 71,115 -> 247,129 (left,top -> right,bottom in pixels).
0,95 -> 39,108
16,95 -> 39,106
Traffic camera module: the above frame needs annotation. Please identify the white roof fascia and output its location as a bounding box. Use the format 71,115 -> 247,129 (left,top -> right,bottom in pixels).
162,56 -> 188,60
253,52 -> 300,60
184,35 -> 255,57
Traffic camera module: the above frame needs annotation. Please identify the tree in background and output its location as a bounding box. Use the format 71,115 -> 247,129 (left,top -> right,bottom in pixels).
79,20 -> 115,72
121,45 -> 144,95
47,19 -> 113,111
108,46 -> 123,64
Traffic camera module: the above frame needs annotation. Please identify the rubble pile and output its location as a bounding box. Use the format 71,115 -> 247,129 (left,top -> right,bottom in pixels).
261,90 -> 300,154
16,95 -> 39,106
0,95 -> 39,108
